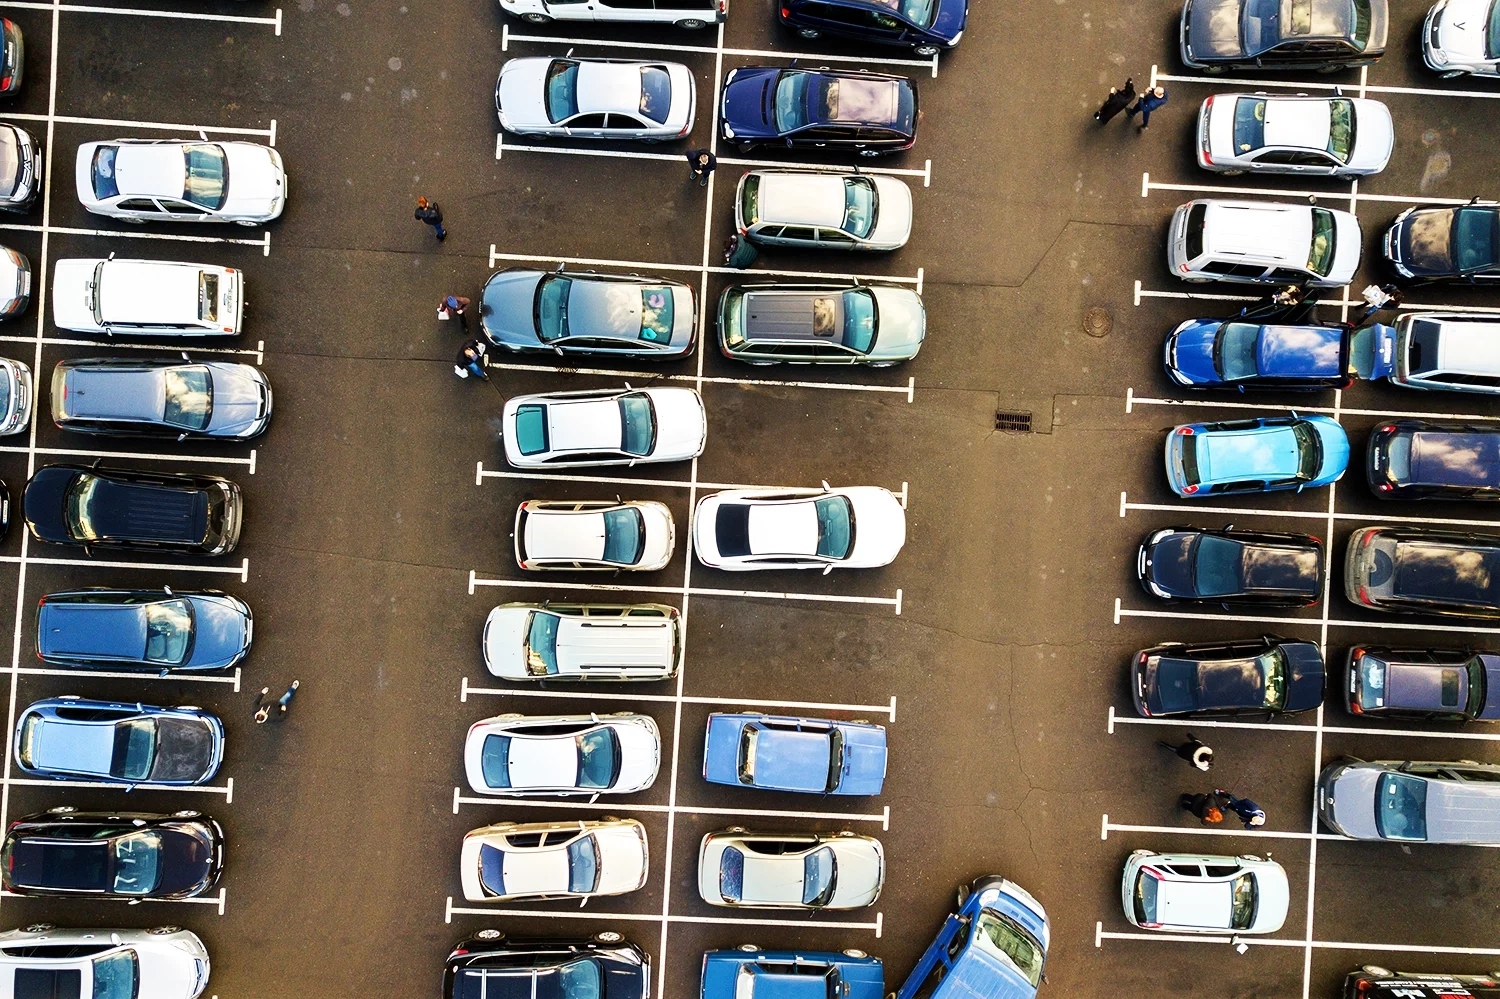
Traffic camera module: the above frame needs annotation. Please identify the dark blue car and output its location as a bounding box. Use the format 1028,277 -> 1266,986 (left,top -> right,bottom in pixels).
778,0 -> 968,56
38,588 -> 252,673
702,949 -> 883,999
15,697 -> 225,787
1164,318 -> 1355,390
703,713 -> 886,795
894,876 -> 1049,999
720,67 -> 916,156
1367,421 -> 1500,501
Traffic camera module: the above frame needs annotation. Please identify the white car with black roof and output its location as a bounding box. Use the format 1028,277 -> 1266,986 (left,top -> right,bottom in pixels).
502,386 -> 706,469
693,484 -> 905,571
496,57 -> 695,141
75,138 -> 285,225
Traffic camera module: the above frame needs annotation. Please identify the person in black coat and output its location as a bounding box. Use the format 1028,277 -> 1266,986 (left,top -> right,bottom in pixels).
1095,78 -> 1135,124
1158,733 -> 1213,771
1178,791 -> 1227,825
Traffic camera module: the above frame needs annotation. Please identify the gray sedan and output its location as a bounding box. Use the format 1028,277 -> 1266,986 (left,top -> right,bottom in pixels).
481,267 -> 696,359
718,282 -> 925,366
51,358 -> 271,439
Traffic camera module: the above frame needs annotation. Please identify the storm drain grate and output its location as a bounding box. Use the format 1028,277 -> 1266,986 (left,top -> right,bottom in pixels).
995,410 -> 1033,433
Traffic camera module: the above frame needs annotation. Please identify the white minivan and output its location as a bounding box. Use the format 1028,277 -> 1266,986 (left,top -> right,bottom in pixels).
497,0 -> 724,28
52,256 -> 243,336
1167,199 -> 1362,287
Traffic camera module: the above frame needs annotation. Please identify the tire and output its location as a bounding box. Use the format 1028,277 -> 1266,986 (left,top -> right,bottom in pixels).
147,926 -> 181,935
23,924 -> 54,934
797,27 -> 819,39
738,943 -> 761,952
595,931 -> 624,944
1203,65 -> 1226,75
475,928 -> 504,941
520,11 -> 551,22
498,713 -> 523,719
677,17 -> 707,28
842,949 -> 867,959
45,805 -> 75,814
600,815 -> 621,822
1360,966 -> 1392,978
868,361 -> 897,368
912,44 -> 939,56
1314,63 -> 1344,74
172,810 -> 201,819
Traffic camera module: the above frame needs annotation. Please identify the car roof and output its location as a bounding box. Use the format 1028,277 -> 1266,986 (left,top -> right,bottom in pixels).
1291,0 -> 1359,41
825,75 -> 902,125
1260,97 -> 1333,150
97,261 -> 203,325
554,615 -> 676,672
1197,425 -> 1301,483
1435,323 -> 1500,375
748,967 -> 833,999
758,173 -> 849,228
576,61 -> 650,116
112,143 -> 185,199
1155,877 -> 1233,928
31,716 -> 116,774
62,367 -> 163,422
743,289 -> 848,344
40,602 -> 150,659
1424,777 -> 1500,840
1384,661 -> 1470,711
8,966 -> 89,999
753,726 -> 831,791
1201,201 -> 1314,260
747,502 -> 818,556
1410,429 -> 1500,487
567,279 -> 647,340
1257,325 -> 1344,377
87,477 -> 207,544
525,510 -> 607,560
546,398 -> 625,453
741,852 -> 807,903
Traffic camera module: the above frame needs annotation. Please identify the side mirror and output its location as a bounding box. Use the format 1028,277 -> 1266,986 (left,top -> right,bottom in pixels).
821,479 -> 831,492
822,564 -> 834,575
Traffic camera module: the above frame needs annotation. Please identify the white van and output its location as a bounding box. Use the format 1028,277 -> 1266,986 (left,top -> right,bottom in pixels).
482,602 -> 682,681
52,257 -> 243,336
1392,312 -> 1500,394
1167,199 -> 1361,287
497,0 -> 724,29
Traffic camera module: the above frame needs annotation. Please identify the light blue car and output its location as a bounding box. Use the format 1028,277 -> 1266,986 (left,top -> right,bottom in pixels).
703,713 -> 887,796
894,876 -> 1049,999
1164,414 -> 1349,498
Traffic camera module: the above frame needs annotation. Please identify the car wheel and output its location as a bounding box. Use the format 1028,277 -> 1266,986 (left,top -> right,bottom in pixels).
677,17 -> 707,28
498,713 -> 523,719
912,44 -> 939,56
738,944 -> 762,952
797,27 -> 819,38
22,924 -> 54,934
147,926 -> 181,935
1182,277 -> 1211,284
594,931 -> 624,944
600,815 -> 621,822
1131,849 -> 1152,856
1202,65 -> 1226,74
474,928 -> 505,941
842,949 -> 868,959
1314,63 -> 1344,74
172,809 -> 201,819
867,361 -> 897,368
850,719 -> 869,724
45,805 -> 75,814
520,11 -> 551,22
1361,966 -> 1392,978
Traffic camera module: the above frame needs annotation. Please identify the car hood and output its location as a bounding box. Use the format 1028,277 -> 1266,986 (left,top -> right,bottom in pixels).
1146,533 -> 1196,596
1188,0 -> 1248,59
638,503 -> 675,569
52,258 -> 100,333
928,0 -> 968,40
647,389 -> 706,461
869,287 -> 926,359
219,144 -> 283,216
613,721 -> 660,792
497,58 -> 551,128
833,724 -> 887,795
183,595 -> 251,670
827,839 -> 883,906
1167,320 -> 1220,384
704,715 -> 749,784
1284,641 -> 1327,710
1328,766 -> 1381,838
721,67 -> 779,139
481,270 -> 545,347
1398,209 -> 1457,275
847,487 -> 906,567
149,716 -> 219,783
594,826 -> 647,895
1436,0 -> 1492,59
1478,654 -> 1500,720
136,944 -> 202,999
205,365 -> 269,436
868,177 -> 914,247
153,824 -> 216,895
1309,416 -> 1352,481
1347,99 -> 1395,172
483,606 -> 531,679
1249,868 -> 1290,932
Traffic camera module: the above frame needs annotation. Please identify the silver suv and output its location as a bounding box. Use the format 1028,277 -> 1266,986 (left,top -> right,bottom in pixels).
736,170 -> 912,252
1391,313 -> 1500,394
1320,758 -> 1500,844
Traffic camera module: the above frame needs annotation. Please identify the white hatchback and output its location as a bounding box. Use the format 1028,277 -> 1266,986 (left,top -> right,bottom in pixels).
1168,199 -> 1362,287
1424,0 -> 1500,76
53,257 -> 243,336
1121,850 -> 1289,934
497,57 -> 695,142
460,818 -> 649,902
1197,93 -> 1393,177
514,499 -> 675,571
0,925 -> 211,999
464,712 -> 661,796
697,829 -> 884,909
75,139 -> 286,225
693,485 -> 906,571
502,386 -> 706,469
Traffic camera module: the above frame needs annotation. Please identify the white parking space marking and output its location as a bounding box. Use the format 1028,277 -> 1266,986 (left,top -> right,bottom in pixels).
2,0 -> 280,30
1151,64 -> 1500,100
483,359 -> 915,400
446,896 -> 884,933
1120,492 -> 1500,530
1140,173 -> 1471,207
477,464 -> 908,504
0,444 -> 256,472
1096,921 -> 1500,957
18,665 -> 242,689
1,885 -> 229,913
1101,815 -> 1334,842
460,676 -> 897,718
0,334 -> 266,363
1,775 -> 233,799
450,789 -> 890,826
468,571 -> 903,613
5,112 -> 275,138
1108,705 -> 1500,742
1125,387 -> 1500,422
20,555 -> 251,581
1133,281 -> 1500,315
489,246 -> 924,288
1114,597 -> 1500,635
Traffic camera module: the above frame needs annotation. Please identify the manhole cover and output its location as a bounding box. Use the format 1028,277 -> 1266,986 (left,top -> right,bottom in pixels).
995,410 -> 1032,433
1084,307 -> 1112,338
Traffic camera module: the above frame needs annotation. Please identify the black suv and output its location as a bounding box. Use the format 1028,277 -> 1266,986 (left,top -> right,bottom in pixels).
22,464 -> 242,556
1367,421 -> 1500,500
0,809 -> 225,900
1345,527 -> 1500,618
444,932 -> 648,999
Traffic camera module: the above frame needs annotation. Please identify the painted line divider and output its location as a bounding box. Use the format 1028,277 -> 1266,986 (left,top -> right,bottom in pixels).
1107,706 -> 1312,735
0,333 -> 265,362
1133,281 -> 1500,315
1140,172 -> 1472,206
1150,63 -> 1500,100
0,885 -> 227,914
494,134 -> 930,181
446,897 -> 884,930
461,678 -> 897,719
451,789 -> 890,827
0,444 -> 255,469
1126,389 -> 1500,422
1114,597 -> 1500,635
3,112 -> 275,136
16,665 -> 242,688
0,776 -> 233,800
477,464 -> 911,503
488,245 -> 921,286
1120,492 -> 1500,530
0,221 -> 271,254
1097,919 -> 1500,957
482,358 -> 916,400
501,29 -> 940,74
0,0 -> 280,30
23,555 -> 250,582
468,571 -> 903,613
1101,814 -> 1333,842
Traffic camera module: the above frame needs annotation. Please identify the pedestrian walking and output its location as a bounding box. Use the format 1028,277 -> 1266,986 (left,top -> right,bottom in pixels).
438,294 -> 471,324
1157,733 -> 1213,771
1178,791 -> 1226,825
274,679 -> 300,720
252,687 -> 271,725
724,232 -> 758,270
414,196 -> 446,241
1127,86 -> 1169,131
454,338 -> 489,380
686,148 -> 717,187
1359,282 -> 1403,321
1094,77 -> 1135,124
1216,789 -> 1266,828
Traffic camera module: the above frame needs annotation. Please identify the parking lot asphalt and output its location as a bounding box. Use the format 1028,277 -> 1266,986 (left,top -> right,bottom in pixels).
5,0 -> 1500,996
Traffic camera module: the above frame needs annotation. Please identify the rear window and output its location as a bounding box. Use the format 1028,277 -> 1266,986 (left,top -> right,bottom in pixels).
1307,208 -> 1337,276
1185,203 -> 1207,261
525,612 -> 560,676
639,66 -> 671,123
577,728 -> 619,789
198,272 -> 218,322
515,405 -> 548,456
640,287 -> 673,342
1232,98 -> 1266,152
1375,771 -> 1428,841
740,175 -> 760,226
1133,869 -> 1158,924
546,60 -> 580,123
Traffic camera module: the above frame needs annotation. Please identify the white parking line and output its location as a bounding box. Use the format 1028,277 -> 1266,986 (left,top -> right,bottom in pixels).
17,666 -> 242,689
1120,492 -> 1500,530
4,112 -> 275,138
1106,706 -> 1500,742
2,776 -> 233,799
0,334 -> 266,363
445,895 -> 884,932
0,444 -> 256,472
1125,387 -> 1500,423
1,0 -> 280,30
1151,64 -> 1500,100
1101,814 -> 1331,842
25,555 -> 250,582
0,221 -> 272,254
0,886 -> 228,913
1114,597 -> 1500,635
450,789 -> 890,826
1140,173 -> 1472,207
1096,920 -> 1500,957
460,676 -> 897,718
489,246 -> 924,288
477,465 -> 908,506
468,571 -> 903,613
483,359 -> 915,400
1132,281 -> 1500,315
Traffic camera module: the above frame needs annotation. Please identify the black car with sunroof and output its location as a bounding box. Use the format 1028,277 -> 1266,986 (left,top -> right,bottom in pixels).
1367,420 -> 1500,500
1345,968 -> 1500,998
0,809 -> 224,900
444,931 -> 648,999
1347,646 -> 1500,721
717,282 -> 925,366
1138,526 -> 1324,607
1346,527 -> 1500,618
1131,636 -> 1325,717
22,464 -> 242,556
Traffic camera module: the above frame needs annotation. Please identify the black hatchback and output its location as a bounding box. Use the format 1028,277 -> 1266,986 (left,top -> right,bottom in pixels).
0,809 -> 224,900
444,931 -> 648,999
1138,526 -> 1324,606
1131,636 -> 1325,717
1345,526 -> 1500,618
22,464 -> 242,556
1345,968 -> 1500,999
1367,421 -> 1500,500
1347,646 -> 1500,721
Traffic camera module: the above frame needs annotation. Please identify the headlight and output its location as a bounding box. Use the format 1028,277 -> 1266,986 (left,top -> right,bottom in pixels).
1430,48 -> 1448,65
722,124 -> 734,138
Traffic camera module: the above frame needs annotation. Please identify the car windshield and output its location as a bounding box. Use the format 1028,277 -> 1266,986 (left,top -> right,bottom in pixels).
1453,207 -> 1500,273
541,959 -> 602,999
814,496 -> 854,559
481,734 -> 511,788
1292,421 -> 1323,480
110,719 -> 157,781
1233,98 -> 1266,152
1193,535 -> 1244,598
972,909 -> 1046,988
824,727 -> 845,792
1215,322 -> 1260,380
602,507 -> 645,565
1258,647 -> 1289,709
1307,208 -> 1337,277
1229,873 -> 1257,929
546,60 -> 580,123
111,830 -> 162,894
1241,0 -> 1283,55
802,846 -> 837,906
1489,0 -> 1500,59
1375,772 -> 1428,841
64,474 -> 102,542
567,835 -> 600,893
1327,99 -> 1355,162
535,275 -> 573,342
639,66 -> 671,123
91,952 -> 138,999
1468,658 -> 1489,717
640,286 -> 674,343
576,728 -> 620,789
895,0 -> 937,27
775,72 -> 835,132
143,599 -> 194,664
843,178 -> 877,239
842,290 -> 877,353
162,366 -> 213,432
525,612 -> 560,677
618,394 -> 656,457
182,144 -> 228,210
92,146 -> 120,199
739,727 -> 758,783
515,405 -> 548,456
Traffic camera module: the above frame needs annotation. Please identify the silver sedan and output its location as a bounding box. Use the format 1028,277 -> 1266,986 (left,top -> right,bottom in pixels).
496,57 -> 695,141
1196,93 -> 1393,177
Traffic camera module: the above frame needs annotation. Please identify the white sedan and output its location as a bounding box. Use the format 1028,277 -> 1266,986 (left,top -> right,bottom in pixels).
75,139 -> 286,224
502,387 -> 706,469
1425,0 -> 1500,76
0,925 -> 211,999
460,818 -> 648,902
1121,850 -> 1289,934
697,829 -> 884,909
514,499 -> 675,571
1196,93 -> 1393,177
693,485 -> 905,571
464,712 -> 661,796
496,57 -> 695,141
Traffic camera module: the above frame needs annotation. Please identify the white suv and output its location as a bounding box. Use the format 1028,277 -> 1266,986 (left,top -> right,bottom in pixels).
52,257 -> 243,336
482,602 -> 682,681
1392,312 -> 1500,394
0,925 -> 211,999
496,0 -> 724,28
1168,199 -> 1361,287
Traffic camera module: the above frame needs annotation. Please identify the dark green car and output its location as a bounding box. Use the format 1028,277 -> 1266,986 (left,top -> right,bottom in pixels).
717,282 -> 925,366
